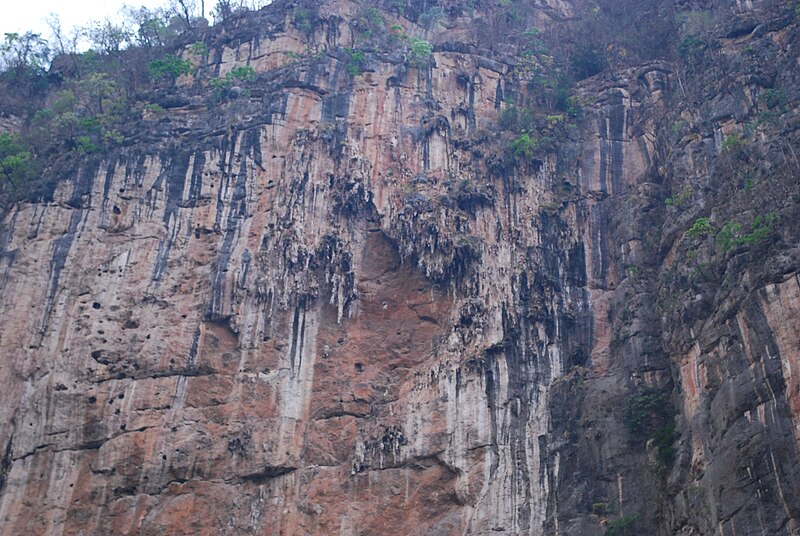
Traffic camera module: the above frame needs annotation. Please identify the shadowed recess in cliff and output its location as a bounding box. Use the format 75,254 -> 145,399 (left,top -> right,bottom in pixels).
0,0 -> 799,534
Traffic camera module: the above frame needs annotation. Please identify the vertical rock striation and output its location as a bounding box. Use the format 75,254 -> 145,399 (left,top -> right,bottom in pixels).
0,0 -> 799,534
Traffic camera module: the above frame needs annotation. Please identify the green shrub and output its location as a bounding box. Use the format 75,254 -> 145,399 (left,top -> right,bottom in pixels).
752,212 -> 779,232
499,105 -> 536,132
0,133 -> 38,187
605,514 -> 640,536
626,265 -> 642,279
625,388 -> 671,434
144,103 -> 165,115
653,425 -> 676,466
293,8 -> 313,33
721,133 -> 744,154
344,48 -> 367,76
353,6 -> 384,40
190,41 -> 209,58
520,27 -> 547,54
592,502 -> 609,515
561,95 -> 582,117
210,65 -> 256,98
229,66 -> 256,81
716,212 -> 778,251
148,54 -> 194,82
716,221 -> 743,251
75,135 -> 100,154
685,217 -> 714,239
510,133 -> 539,159
363,7 -> 383,26
390,0 -> 408,15
665,188 -> 692,208
408,37 -> 433,68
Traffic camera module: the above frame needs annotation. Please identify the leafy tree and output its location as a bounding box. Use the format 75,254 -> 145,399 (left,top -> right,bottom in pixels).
170,0 -> 207,30
209,65 -> 256,99
84,19 -> 133,55
149,54 -> 194,83
190,41 -> 210,58
716,213 -> 778,252
344,48 -> 367,76
0,32 -> 50,73
511,133 -> 539,159
0,32 -> 51,95
0,134 -> 38,187
408,37 -> 433,68
122,7 -> 176,50
212,0 -> 273,22
520,27 -> 547,54
29,73 -> 126,155
685,217 -> 714,239
625,388 -> 671,434
46,14 -> 80,58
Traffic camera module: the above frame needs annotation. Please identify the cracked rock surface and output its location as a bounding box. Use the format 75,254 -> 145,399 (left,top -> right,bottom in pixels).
1,0 -> 800,534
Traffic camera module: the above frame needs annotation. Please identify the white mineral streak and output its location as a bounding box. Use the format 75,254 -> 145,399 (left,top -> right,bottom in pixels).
0,1 -> 668,533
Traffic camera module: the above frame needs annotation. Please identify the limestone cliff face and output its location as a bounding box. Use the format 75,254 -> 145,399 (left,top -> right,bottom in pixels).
0,0 -> 799,534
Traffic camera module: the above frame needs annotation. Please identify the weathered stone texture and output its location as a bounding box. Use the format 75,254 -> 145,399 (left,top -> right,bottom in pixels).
1,0 -> 799,535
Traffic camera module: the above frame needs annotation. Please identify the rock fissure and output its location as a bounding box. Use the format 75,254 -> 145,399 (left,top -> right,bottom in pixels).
1,0 -> 799,534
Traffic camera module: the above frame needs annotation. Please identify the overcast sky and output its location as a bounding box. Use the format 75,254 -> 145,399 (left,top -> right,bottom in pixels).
1,0 -> 167,40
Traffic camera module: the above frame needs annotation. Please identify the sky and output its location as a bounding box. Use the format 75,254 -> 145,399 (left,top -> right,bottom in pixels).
1,0 -> 167,40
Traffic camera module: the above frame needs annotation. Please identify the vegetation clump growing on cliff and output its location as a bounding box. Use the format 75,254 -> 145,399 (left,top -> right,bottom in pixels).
407,37 -> 433,68
678,34 -> 707,63
721,133 -> 744,154
343,48 -> 367,76
684,217 -> 714,240
148,54 -> 194,83
0,133 -> 39,187
209,65 -> 256,99
0,32 -> 51,96
625,388 -> 676,470
604,513 -> 640,536
716,212 -> 779,252
510,133 -> 539,159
